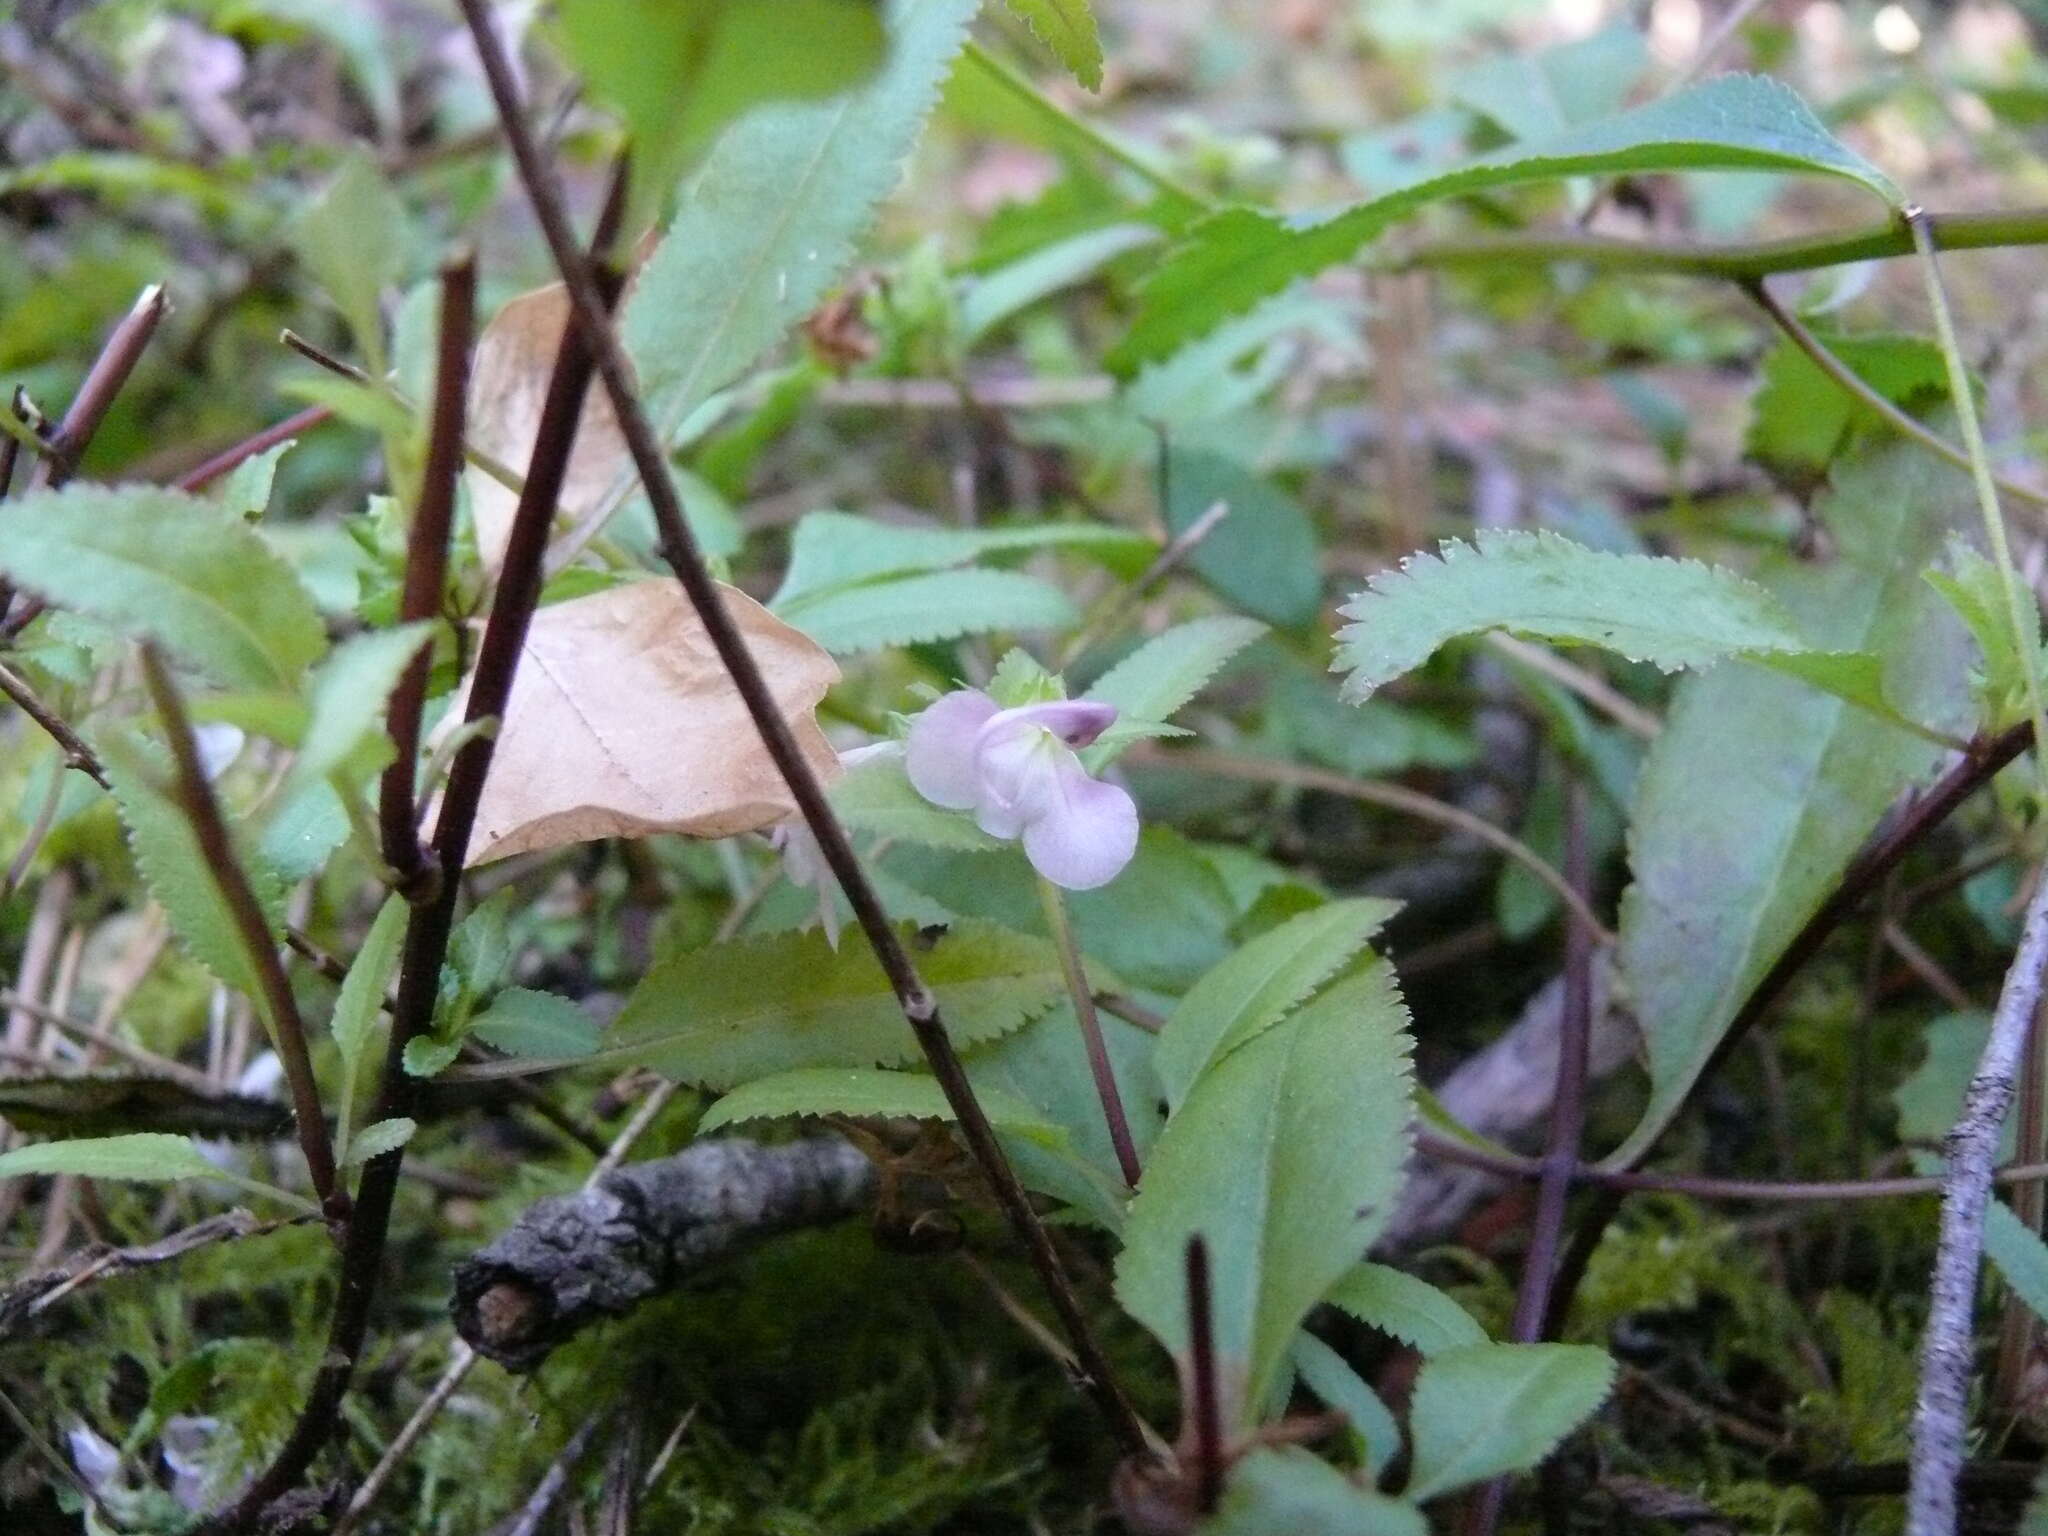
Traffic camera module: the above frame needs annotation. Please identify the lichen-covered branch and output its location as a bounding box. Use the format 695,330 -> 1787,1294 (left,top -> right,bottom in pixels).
452,1136 -> 875,1371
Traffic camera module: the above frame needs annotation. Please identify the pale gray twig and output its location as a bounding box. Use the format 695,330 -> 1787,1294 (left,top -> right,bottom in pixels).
1907,863 -> 2048,1534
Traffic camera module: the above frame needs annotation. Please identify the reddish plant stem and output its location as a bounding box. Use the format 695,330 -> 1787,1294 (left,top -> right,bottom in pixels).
174,405 -> 334,494
196,175 -> 629,1536
1466,780 -> 1596,1536
1,284 -> 167,635
1186,1236 -> 1224,1516
379,255 -> 476,893
451,0 -> 1149,1458
1039,876 -> 1142,1188
137,644 -> 340,1217
31,283 -> 166,492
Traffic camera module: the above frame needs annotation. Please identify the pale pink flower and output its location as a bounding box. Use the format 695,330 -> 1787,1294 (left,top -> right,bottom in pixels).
904,690 -> 1137,891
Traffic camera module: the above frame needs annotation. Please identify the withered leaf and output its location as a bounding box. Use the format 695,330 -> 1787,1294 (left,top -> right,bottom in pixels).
466,279 -> 634,574
457,578 -> 841,865
0,1075 -> 293,1141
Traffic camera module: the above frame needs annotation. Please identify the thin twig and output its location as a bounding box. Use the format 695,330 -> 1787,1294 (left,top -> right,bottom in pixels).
1058,499 -> 1230,669
380,254 -> 476,894
452,0 -> 1151,1459
138,645 -> 339,1215
174,405 -> 334,494
1908,863 -> 2048,1535
503,1412 -> 606,1536
30,283 -> 166,491
1411,1125 -> 2048,1203
1483,633 -> 1662,739
281,328 -> 528,497
1038,875 -> 1142,1187
0,659 -> 110,786
1744,277 -> 2048,512
1146,745 -> 1614,943
332,1345 -> 478,1536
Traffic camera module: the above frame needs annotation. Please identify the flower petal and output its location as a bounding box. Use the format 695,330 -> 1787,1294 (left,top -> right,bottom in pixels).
1021,757 -> 1138,891
905,689 -> 999,810
993,698 -> 1118,749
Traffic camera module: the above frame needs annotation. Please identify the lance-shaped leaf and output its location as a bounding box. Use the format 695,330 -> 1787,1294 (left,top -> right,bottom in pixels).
448,579 -> 840,865
999,0 -> 1103,90
1334,530 -> 1813,703
1118,73 -> 1898,368
1403,1343 -> 1615,1501
100,729 -> 287,999
622,0 -> 981,437
1610,443 -> 1975,1165
608,918 -> 1066,1088
1323,1263 -> 1486,1355
559,0 -> 888,208
1081,615 -> 1266,767
700,1065 -> 1060,1143
1116,962 -> 1414,1423
1153,897 -> 1399,1109
1204,1448 -> 1426,1536
0,1132 -> 308,1209
0,484 -> 326,689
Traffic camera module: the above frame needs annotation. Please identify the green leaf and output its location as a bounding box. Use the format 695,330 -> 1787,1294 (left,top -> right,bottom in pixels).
1403,1343 -> 1615,1501
292,152 -> 404,372
1164,447 -> 1323,629
773,509 -> 1150,604
0,485 -> 326,689
1986,1201 -> 2048,1324
331,894 -> 405,1151
341,1116 -> 416,1168
469,988 -> 600,1059
282,624 -> 431,802
1289,1334 -> 1404,1478
1449,22 -> 1650,144
1117,964 -> 1414,1422
959,222 -> 1156,341
1154,897 -> 1399,1110
999,0 -> 1103,90
966,1003 -> 1159,1229
1202,1448 -> 1426,1536
0,1075 -> 291,1141
1334,529 -> 1812,704
1118,74 -> 1898,369
1323,1264 -> 1486,1356
1746,332 -> 1949,481
0,1132 -> 227,1183
1083,614 -> 1266,762
402,1035 -> 463,1079
830,753 -> 1005,851
700,1065 -> 1060,1141
215,440 -> 296,521
609,918 -> 1067,1089
622,0 -> 980,439
100,729 -> 285,1000
1610,442 -> 1974,1166
1929,540 -> 2041,730
778,567 -> 1078,653
559,0 -> 888,210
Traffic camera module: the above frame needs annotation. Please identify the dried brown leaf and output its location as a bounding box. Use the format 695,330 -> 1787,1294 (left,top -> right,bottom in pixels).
467,279 -> 634,574
454,578 -> 841,865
